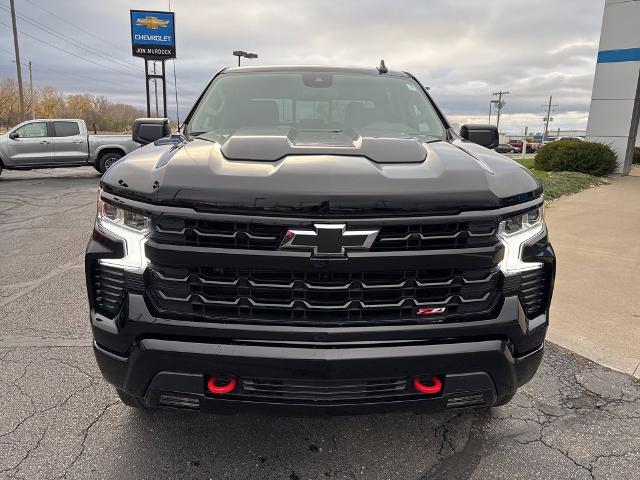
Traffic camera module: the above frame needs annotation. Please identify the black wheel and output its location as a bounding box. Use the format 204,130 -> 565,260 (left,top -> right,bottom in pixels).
494,392 -> 516,407
115,388 -> 147,409
98,152 -> 123,173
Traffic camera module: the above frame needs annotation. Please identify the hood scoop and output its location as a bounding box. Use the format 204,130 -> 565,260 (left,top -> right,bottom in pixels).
218,127 -> 428,164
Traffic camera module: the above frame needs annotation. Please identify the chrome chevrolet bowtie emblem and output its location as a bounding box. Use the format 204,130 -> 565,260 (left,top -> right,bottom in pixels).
280,224 -> 379,257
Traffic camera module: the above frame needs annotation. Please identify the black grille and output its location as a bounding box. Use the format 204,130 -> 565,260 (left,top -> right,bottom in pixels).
91,264 -> 126,316
150,218 -> 499,252
146,264 -> 503,326
152,217 -> 286,250
371,220 -> 498,251
226,376 -> 423,404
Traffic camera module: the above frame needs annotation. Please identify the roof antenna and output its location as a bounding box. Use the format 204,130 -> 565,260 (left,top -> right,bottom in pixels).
377,59 -> 388,74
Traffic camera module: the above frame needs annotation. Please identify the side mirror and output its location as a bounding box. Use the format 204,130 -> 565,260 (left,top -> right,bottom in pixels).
9,132 -> 20,140
460,124 -> 499,150
131,118 -> 170,145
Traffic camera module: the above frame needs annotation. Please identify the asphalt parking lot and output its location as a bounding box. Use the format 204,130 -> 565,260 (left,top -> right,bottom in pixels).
1,168 -> 639,480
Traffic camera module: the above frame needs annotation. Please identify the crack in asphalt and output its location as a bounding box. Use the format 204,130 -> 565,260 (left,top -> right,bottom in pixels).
56,400 -> 120,480
420,350 -> 640,480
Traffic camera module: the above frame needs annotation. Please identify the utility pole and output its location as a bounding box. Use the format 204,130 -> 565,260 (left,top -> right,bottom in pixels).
153,61 -> 159,117
488,100 -> 492,124
542,95 -> 558,142
28,60 -> 33,119
10,0 -> 25,122
492,90 -> 509,131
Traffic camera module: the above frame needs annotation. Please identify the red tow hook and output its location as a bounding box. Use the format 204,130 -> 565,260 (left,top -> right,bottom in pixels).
413,376 -> 443,394
206,375 -> 237,395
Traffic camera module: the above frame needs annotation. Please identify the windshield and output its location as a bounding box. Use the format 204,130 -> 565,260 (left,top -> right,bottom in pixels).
187,71 -> 445,139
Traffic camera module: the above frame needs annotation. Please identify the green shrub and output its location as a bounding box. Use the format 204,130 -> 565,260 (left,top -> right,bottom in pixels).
634,147 -> 640,164
534,140 -> 618,176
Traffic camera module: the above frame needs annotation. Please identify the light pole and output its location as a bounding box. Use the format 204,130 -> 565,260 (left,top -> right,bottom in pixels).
232,50 -> 258,67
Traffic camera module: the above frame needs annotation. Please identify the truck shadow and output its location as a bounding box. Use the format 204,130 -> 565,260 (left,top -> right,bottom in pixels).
100,406 -> 490,479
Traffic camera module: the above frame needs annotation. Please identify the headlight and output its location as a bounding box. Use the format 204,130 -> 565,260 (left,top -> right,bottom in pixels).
97,197 -> 151,233
498,206 -> 545,274
95,191 -> 151,271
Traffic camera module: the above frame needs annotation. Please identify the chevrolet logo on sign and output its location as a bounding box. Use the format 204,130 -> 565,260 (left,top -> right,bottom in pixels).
131,10 -> 176,59
136,16 -> 170,30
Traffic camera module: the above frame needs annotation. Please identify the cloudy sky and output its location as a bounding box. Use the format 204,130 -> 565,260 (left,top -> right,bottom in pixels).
0,0 -> 605,133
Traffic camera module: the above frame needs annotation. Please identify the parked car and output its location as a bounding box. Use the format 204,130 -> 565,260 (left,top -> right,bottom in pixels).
0,119 -> 140,175
554,136 -> 585,142
87,65 -> 555,413
507,140 -> 537,153
495,143 -> 517,153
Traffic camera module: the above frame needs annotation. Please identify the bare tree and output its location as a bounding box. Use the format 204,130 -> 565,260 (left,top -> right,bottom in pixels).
0,79 -> 145,133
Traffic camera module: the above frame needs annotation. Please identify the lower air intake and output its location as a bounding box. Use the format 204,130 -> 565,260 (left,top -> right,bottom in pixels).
446,394 -> 487,409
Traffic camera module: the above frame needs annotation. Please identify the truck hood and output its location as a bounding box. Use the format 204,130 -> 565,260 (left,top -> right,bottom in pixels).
101,129 -> 541,216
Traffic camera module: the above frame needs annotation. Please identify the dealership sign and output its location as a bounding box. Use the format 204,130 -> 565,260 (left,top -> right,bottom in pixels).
130,10 -> 176,59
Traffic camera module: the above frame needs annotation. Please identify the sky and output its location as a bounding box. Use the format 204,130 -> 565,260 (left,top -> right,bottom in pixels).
0,0 -> 606,134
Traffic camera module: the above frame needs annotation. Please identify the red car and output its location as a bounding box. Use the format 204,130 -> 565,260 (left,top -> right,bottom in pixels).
507,140 -> 538,153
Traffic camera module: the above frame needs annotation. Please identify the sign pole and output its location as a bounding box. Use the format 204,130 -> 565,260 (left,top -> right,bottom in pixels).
162,60 -> 168,118
144,59 -> 151,117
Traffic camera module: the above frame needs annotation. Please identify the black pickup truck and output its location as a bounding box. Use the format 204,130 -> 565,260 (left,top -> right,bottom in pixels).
86,65 -> 555,414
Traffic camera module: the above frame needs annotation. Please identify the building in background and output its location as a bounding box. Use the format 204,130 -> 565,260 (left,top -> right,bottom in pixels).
586,0 -> 640,175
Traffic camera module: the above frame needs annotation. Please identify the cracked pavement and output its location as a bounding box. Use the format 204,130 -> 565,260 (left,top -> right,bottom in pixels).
1,168 -> 639,479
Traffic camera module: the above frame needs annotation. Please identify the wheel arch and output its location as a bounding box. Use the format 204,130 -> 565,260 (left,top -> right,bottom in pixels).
96,146 -> 126,160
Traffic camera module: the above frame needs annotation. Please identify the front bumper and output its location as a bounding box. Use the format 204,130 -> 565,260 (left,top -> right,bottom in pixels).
94,318 -> 545,414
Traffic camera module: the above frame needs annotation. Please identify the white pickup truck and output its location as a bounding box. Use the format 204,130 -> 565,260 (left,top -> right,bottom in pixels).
0,119 -> 140,175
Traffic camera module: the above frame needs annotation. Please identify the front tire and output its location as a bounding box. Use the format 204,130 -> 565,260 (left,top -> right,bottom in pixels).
98,152 -> 123,173
115,388 -> 147,409
494,392 -> 516,407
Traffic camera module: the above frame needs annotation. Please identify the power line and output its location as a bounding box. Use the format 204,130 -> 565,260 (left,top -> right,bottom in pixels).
0,45 -> 142,93
3,1 -> 185,92
21,0 -> 131,56
0,58 -> 192,109
1,1 -> 184,94
0,10 -> 141,78
0,3 -> 142,73
0,5 -> 192,118
0,21 -> 141,80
